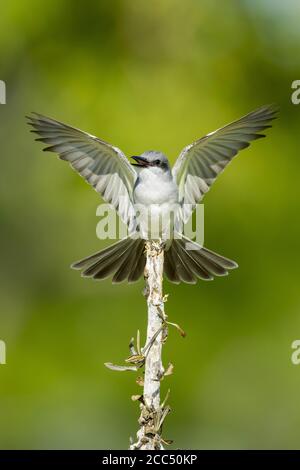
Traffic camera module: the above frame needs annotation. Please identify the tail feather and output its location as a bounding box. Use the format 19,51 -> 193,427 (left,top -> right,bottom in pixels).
71,237 -> 134,270
71,237 -> 146,283
164,250 -> 180,284
127,244 -> 147,283
71,235 -> 238,284
171,241 -> 197,284
166,241 -> 194,283
112,241 -> 144,283
82,239 -> 135,278
93,245 -> 133,280
200,247 -> 238,270
174,239 -> 213,281
182,237 -> 238,270
164,236 -> 238,283
189,248 -> 229,277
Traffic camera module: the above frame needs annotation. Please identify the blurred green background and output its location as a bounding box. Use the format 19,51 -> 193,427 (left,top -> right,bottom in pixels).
0,0 -> 300,449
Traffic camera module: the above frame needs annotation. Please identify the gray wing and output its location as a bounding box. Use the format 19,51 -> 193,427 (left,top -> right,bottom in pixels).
172,105 -> 278,224
27,113 -> 137,230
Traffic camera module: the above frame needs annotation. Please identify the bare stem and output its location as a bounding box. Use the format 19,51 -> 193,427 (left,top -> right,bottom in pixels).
130,240 -> 168,450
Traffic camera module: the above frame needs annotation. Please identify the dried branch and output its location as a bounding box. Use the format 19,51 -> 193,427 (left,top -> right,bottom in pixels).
130,240 -> 169,450
105,239 -> 185,449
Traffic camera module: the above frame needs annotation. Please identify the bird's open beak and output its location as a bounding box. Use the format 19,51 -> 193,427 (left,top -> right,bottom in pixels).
130,156 -> 150,167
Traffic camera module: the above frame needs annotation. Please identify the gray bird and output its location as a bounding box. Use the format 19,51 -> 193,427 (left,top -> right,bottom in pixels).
27,104 -> 278,284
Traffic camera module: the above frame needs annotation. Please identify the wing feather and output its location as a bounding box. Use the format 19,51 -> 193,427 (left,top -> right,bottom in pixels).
27,113 -> 137,230
172,104 -> 278,224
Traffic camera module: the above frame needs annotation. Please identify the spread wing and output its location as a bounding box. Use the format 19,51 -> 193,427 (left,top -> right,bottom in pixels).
172,105 -> 278,224
27,113 -> 137,230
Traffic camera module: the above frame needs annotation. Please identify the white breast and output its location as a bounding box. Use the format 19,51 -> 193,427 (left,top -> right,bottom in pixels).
133,167 -> 178,205
133,168 -> 179,240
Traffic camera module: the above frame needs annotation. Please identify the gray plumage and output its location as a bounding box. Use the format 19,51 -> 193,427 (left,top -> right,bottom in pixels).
27,105 -> 278,283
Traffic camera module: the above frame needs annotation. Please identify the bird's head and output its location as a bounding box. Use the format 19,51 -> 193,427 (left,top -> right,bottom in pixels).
131,151 -> 170,173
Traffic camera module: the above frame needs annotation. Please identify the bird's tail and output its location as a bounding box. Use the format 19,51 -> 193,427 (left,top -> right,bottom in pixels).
71,235 -> 238,284
164,235 -> 238,284
71,237 -> 146,283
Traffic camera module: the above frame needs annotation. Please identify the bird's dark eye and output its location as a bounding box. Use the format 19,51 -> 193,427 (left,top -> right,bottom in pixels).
154,159 -> 160,165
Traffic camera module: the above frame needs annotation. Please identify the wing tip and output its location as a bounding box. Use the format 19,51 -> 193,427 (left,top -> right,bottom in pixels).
254,103 -> 280,121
